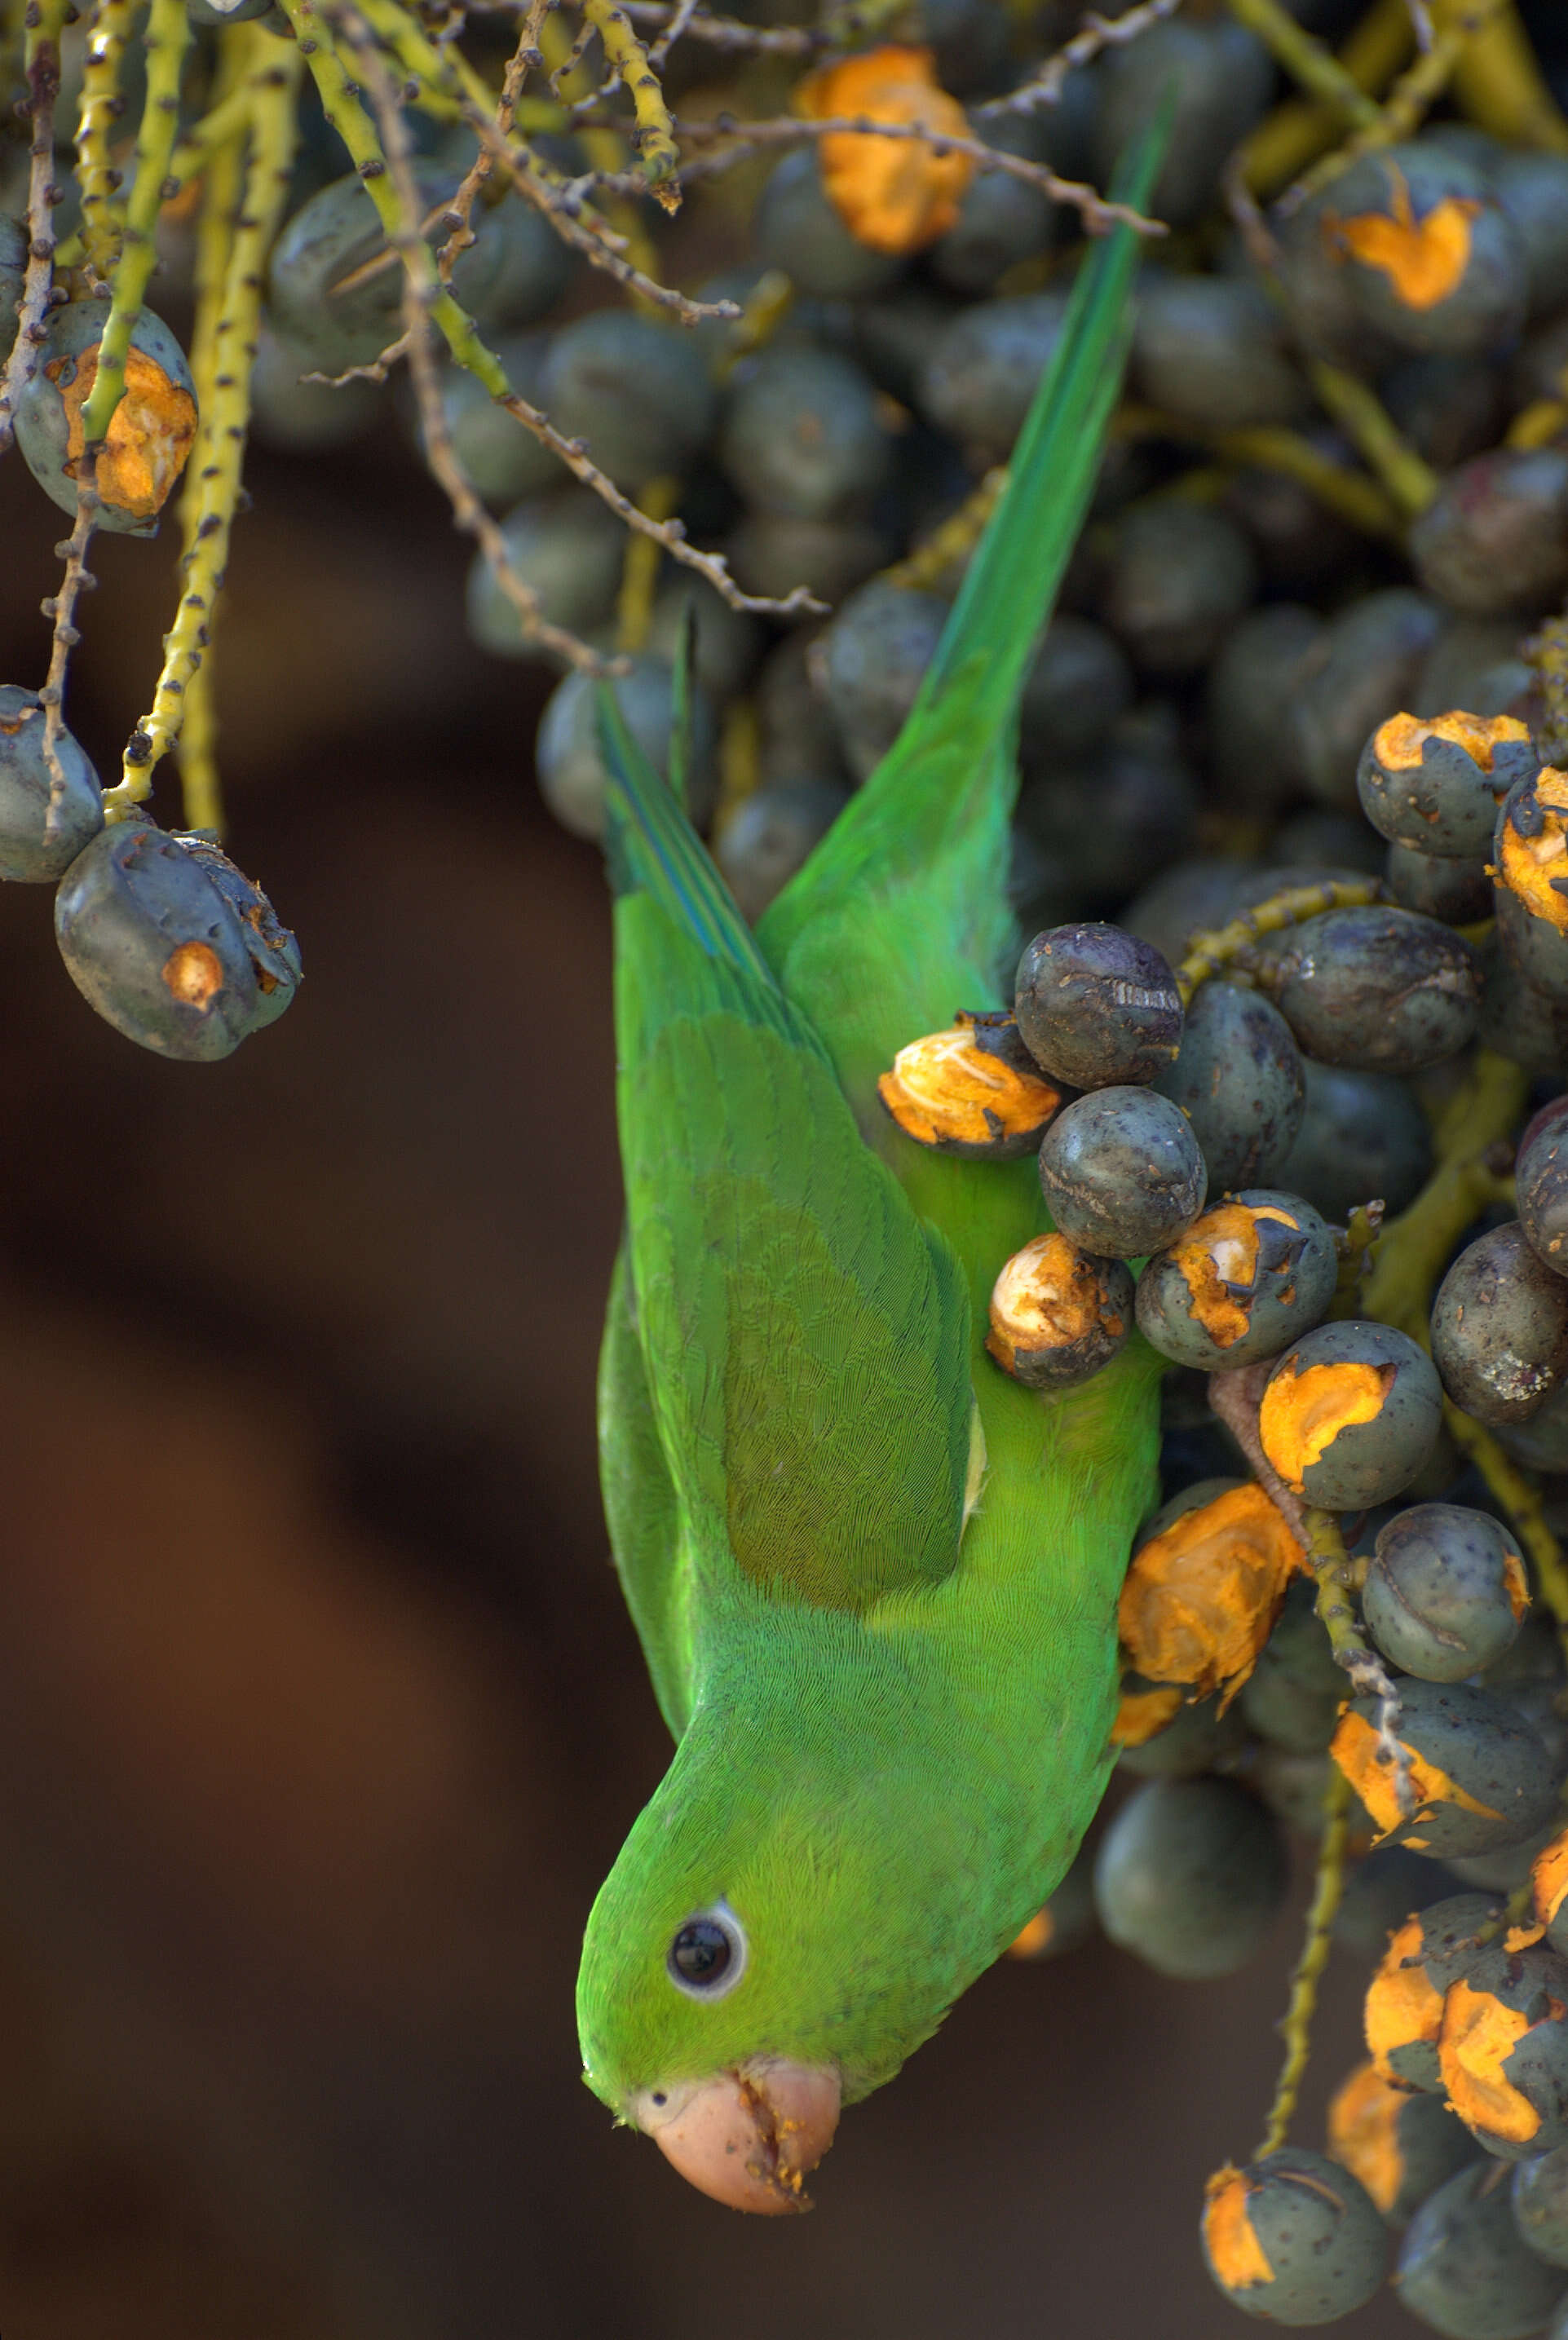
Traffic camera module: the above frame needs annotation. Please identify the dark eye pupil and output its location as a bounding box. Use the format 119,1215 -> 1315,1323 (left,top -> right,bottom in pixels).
670,1918 -> 731,1985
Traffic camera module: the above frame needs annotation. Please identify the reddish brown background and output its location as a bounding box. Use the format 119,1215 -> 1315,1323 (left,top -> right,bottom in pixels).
0,417 -> 1413,2340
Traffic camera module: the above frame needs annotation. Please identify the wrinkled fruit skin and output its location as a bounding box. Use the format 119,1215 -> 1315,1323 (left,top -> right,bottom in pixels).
54,823 -> 298,1061
1014,920 -> 1182,1091
1036,1084 -> 1207,1259
1432,1222 -> 1568,1427
1270,905 -> 1480,1075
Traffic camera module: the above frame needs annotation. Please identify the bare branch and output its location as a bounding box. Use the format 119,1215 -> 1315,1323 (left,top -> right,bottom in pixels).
0,32 -> 62,457
977,0 -> 1183,119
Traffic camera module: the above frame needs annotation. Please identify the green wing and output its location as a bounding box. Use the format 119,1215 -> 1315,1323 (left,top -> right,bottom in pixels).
601,686 -> 974,1646
757,116 -> 1168,1120
598,1243 -> 692,1737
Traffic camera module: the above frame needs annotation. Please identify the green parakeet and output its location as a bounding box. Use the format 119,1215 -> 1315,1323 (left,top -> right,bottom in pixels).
577,125 -> 1169,2213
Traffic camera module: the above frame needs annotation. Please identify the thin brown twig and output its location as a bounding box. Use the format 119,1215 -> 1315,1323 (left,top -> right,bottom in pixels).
463,104 -> 742,320
978,0 -> 1183,117
639,112 -> 1166,238
38,470 -> 100,832
342,12 -> 621,676
0,32 -> 62,457
646,0 -> 701,70
435,1 -> 542,289
617,0 -> 822,53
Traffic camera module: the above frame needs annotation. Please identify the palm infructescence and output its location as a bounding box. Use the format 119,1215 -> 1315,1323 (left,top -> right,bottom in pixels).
576,120 -> 1170,2213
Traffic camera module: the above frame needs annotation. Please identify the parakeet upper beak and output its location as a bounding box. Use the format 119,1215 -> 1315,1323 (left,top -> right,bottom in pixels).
629,2059 -> 841,2213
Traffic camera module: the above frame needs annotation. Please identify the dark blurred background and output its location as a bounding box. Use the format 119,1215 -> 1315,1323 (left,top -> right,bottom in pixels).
0,408 -> 1411,2340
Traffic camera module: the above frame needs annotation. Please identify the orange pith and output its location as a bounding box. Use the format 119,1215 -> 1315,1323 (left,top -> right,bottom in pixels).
1439,1978 -> 1540,2144
1258,1358 -> 1394,1491
1332,1707 -> 1501,1843
1365,1913 -> 1446,2079
987,1232 -> 1119,1372
1327,2059 -> 1407,2215
1117,1482 -> 1302,1706
797,46 -> 973,255
1203,2166 -> 1274,2292
1323,165 -> 1482,310
1500,769 -> 1568,934
1373,709 -> 1530,773
51,343 -> 197,519
877,1024 -> 1061,1150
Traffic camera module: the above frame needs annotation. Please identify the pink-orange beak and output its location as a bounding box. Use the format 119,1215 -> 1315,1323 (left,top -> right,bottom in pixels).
630,2060 -> 841,2213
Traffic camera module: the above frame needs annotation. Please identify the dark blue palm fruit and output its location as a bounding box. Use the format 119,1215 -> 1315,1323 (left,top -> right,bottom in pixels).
1316,144 -> 1527,358
1512,2143 -> 1568,2267
1328,2061 -> 1478,2228
1380,352 -> 1505,472
1432,1223 -> 1568,1428
1410,449 -> 1568,618
715,780 -> 849,925
1388,844 -> 1495,925
171,832 -> 302,1031
1153,981 -> 1305,1194
1270,906 -> 1480,1073
1495,767 -> 1568,1004
1276,1059 -> 1433,1224
720,346 -> 894,523
1498,1381 -> 1568,1475
535,657 -> 718,842
1098,500 -> 1258,680
1036,1085 -> 1207,1259
1398,2158 -> 1568,2338
819,581 -> 947,784
1287,588 -> 1445,809
1240,1575 -> 1346,1757
1206,604 -> 1326,814
0,687 -> 103,880
55,819 -> 295,1060
1363,1505 -> 1530,1684
15,297 -> 197,535
1416,617 -> 1537,722
267,168 -> 506,376
1136,1190 -> 1337,1375
1202,2148 -> 1387,2323
917,291 -> 1071,465
1332,1682 -> 1556,1861
1091,15 -> 1273,231
472,187 -> 574,331
1477,938 -> 1568,1077
726,512 -> 893,607
1358,710 -> 1539,858
1259,1319 -> 1442,1511
439,333 -> 560,507
1367,1896 -> 1513,2092
1517,1098 -> 1568,1283
1117,1680 -> 1248,1781
1439,1941 -> 1568,2161
1013,921 -> 1182,1090
540,312 -> 717,492
1132,272 -> 1306,432
751,150 -> 904,302
1018,614 -> 1133,772
465,488 -> 625,654
1093,1777 -> 1287,1981
930,109 -> 1056,296
1333,1845 -> 1464,1964
1015,704 -> 1199,905
1491,150 -> 1568,321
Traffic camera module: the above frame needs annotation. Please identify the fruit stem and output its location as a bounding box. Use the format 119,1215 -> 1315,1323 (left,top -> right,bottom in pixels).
1305,361 -> 1438,521
75,0 -> 137,290
78,0 -> 193,449
1254,1759 -> 1351,2159
1224,0 -> 1382,136
1176,876 -> 1382,1003
1359,1049 -> 1528,1341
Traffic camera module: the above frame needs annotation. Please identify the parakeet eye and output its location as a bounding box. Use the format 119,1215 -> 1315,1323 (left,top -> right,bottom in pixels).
666,1902 -> 748,1998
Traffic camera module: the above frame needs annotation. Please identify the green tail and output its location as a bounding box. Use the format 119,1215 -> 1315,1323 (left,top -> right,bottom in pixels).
757,112 -> 1168,1111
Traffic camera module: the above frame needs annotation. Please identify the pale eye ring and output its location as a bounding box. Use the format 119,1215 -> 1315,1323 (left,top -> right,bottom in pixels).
666,1900 -> 748,1998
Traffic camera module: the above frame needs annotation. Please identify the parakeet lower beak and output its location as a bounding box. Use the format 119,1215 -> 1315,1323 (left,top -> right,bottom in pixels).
629,2060 -> 841,2213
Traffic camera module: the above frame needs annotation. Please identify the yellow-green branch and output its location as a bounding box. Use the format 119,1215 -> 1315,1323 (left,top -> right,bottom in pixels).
74,0 -> 136,288
78,0 -> 193,448
1255,1759 -> 1351,2159
1176,877 -> 1382,1004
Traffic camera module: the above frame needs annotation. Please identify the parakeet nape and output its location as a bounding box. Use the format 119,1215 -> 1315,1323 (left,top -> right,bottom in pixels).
576,123 -> 1170,2214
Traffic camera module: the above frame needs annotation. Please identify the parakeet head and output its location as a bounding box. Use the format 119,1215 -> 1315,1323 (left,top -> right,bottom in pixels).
576,1671 -> 1001,2214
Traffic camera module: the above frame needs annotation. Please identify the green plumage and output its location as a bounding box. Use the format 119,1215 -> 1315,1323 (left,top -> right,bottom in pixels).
579,121 -> 1169,2130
